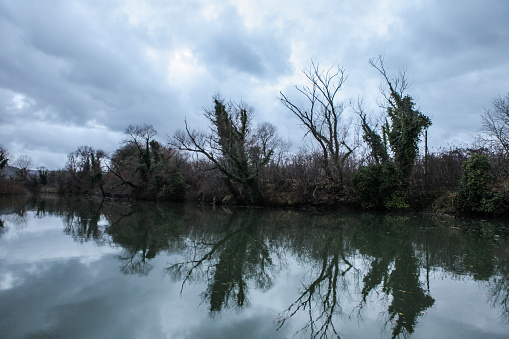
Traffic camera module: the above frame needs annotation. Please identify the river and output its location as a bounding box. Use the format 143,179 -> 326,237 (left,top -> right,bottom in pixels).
0,196 -> 508,338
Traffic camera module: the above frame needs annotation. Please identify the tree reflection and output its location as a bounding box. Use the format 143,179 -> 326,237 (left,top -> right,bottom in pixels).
106,204 -> 185,276
489,265 -> 509,322
382,243 -> 435,338
1,197 -> 508,337
354,215 -> 435,338
276,216 -> 359,339
0,217 -> 5,237
485,223 -> 509,321
275,214 -> 437,338
166,210 -> 275,315
63,199 -> 105,244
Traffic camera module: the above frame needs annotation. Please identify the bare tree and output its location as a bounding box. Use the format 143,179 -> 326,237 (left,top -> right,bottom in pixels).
13,155 -> 33,179
480,93 -> 509,153
279,61 -> 353,184
250,122 -> 290,167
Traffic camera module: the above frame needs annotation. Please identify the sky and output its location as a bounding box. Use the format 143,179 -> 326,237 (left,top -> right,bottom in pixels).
0,0 -> 508,170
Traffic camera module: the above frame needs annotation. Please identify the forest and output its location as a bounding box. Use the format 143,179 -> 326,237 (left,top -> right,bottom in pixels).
1,57 -> 508,216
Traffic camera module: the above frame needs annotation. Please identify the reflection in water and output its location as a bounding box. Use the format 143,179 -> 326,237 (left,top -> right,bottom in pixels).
277,218 -> 357,339
353,216 -> 435,338
1,197 -> 508,338
166,210 -> 276,315
107,204 -> 186,276
63,200 -> 105,244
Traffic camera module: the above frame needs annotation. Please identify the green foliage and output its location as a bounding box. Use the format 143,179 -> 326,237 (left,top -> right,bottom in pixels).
359,57 -> 432,180
351,162 -> 408,209
160,168 -> 188,202
174,96 -> 280,205
359,113 -> 389,164
209,97 -> 264,204
355,58 -> 431,210
458,154 -> 498,213
386,93 -> 432,179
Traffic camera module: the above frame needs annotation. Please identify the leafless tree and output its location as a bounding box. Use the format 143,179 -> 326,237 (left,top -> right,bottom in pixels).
279,61 -> 354,184
479,93 -> 509,153
13,155 -> 33,179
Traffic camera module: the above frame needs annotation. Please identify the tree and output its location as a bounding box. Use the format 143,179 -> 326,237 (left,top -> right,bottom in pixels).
109,125 -> 186,201
0,145 -> 9,170
362,56 -> 432,179
172,96 -> 280,204
353,56 -> 431,209
65,146 -> 107,195
279,61 -> 354,184
109,124 -> 160,188
124,123 -> 158,181
13,155 -> 33,180
37,167 -> 48,185
480,92 -> 509,153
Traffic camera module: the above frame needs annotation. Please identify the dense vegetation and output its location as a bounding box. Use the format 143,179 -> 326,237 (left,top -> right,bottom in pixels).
1,59 -> 508,216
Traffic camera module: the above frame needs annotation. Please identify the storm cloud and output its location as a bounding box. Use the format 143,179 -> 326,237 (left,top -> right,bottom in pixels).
0,0 -> 508,168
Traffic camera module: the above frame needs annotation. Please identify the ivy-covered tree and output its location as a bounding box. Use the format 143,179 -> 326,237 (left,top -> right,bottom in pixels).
362,56 -> 432,179
353,57 -> 431,208
172,95 -> 282,205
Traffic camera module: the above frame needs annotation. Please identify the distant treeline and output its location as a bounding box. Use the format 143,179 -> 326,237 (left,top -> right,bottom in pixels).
1,57 -> 508,216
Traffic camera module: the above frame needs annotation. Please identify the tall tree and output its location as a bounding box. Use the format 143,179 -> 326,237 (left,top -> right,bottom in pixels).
172,96 -> 280,204
353,57 -> 431,209
279,61 -> 354,185
359,56 -> 432,180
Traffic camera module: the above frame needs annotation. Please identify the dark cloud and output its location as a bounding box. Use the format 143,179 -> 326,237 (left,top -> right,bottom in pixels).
0,0 -> 508,168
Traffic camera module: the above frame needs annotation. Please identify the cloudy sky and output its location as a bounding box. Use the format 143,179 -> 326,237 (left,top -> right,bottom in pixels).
1,0 -> 508,169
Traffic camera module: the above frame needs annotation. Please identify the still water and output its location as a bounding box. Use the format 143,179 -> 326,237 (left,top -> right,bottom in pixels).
0,196 -> 508,339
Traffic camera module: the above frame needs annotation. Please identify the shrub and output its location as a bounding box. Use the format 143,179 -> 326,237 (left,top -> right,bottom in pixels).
458,154 -> 498,213
160,168 -> 187,202
352,162 -> 408,209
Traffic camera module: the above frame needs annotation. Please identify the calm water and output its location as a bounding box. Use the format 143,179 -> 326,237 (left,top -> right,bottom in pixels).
0,197 -> 508,339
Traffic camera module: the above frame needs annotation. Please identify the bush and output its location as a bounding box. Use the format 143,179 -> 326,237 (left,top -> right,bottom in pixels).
352,162 -> 408,209
160,168 -> 187,202
458,154 -> 498,213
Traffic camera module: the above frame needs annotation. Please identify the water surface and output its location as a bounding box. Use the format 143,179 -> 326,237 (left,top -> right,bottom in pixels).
0,197 -> 508,338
